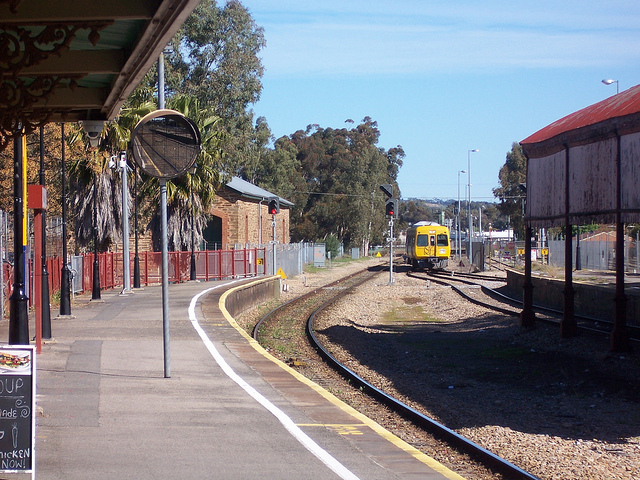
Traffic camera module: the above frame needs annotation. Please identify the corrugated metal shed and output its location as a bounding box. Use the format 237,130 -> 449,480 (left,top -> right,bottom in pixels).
226,176 -> 294,207
521,84 -> 640,228
520,84 -> 637,351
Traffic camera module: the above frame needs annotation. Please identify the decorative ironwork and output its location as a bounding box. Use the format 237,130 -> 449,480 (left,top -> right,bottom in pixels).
0,19 -> 110,150
0,22 -> 112,77
0,0 -> 23,14
0,76 -> 77,150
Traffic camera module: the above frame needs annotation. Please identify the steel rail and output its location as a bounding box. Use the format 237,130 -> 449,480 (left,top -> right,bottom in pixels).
252,265 -> 383,340
305,275 -> 541,480
417,270 -> 640,340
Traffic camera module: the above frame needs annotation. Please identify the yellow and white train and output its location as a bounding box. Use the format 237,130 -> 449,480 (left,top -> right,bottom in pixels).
405,221 -> 450,270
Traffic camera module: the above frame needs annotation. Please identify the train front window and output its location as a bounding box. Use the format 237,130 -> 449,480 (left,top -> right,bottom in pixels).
430,235 -> 435,246
416,235 -> 429,247
437,234 -> 448,246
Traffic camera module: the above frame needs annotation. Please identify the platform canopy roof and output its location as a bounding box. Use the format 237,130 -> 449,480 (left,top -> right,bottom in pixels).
521,84 -> 640,157
520,84 -> 640,228
0,0 -> 200,148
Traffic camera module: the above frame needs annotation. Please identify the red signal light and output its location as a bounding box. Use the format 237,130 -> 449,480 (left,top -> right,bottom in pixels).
268,198 -> 279,215
385,200 -> 395,217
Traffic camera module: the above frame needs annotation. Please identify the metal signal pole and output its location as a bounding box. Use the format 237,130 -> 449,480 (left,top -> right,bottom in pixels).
389,216 -> 394,285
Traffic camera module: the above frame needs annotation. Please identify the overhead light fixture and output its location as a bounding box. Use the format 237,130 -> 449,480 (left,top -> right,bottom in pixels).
601,79 -> 619,94
80,120 -> 106,148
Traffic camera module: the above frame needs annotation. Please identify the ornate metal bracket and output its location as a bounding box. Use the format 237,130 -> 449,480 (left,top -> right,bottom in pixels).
0,20 -> 111,150
0,22 -> 112,77
0,0 -> 22,14
0,76 -> 78,150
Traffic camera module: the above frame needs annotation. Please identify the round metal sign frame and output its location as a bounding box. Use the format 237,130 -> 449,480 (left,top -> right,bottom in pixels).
131,109 -> 201,179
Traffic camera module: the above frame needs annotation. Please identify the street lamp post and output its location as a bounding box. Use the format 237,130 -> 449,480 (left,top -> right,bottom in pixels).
602,79 -> 619,94
60,123 -> 72,317
91,171 -> 101,300
457,170 -> 466,261
133,162 -> 140,288
80,121 -> 105,301
467,149 -> 479,266
120,152 -> 131,294
189,165 -> 197,281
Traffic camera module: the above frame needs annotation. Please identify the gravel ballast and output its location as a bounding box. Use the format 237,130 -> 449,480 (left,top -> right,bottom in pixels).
247,257 -> 640,480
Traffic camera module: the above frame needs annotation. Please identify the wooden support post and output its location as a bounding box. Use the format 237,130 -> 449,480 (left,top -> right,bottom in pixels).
611,133 -> 630,352
521,225 -> 535,327
562,146 -> 577,338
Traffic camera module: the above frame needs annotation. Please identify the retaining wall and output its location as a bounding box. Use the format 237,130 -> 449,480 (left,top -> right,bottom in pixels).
224,276 -> 281,318
506,270 -> 640,324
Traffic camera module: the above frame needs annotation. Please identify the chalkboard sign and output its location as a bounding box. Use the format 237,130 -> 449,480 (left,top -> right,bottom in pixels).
0,346 -> 34,474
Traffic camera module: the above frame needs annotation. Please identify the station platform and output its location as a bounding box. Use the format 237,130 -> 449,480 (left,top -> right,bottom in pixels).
2,279 -> 464,480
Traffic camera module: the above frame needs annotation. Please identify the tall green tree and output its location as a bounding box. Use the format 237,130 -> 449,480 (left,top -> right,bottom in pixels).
166,0 -> 265,175
275,118 -> 403,253
493,142 -> 527,239
239,115 -> 273,184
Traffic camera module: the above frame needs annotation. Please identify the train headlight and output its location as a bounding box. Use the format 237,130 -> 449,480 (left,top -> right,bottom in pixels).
439,248 -> 446,254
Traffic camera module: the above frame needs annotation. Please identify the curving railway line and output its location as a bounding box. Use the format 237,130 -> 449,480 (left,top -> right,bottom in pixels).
418,269 -> 640,342
251,265 -> 540,480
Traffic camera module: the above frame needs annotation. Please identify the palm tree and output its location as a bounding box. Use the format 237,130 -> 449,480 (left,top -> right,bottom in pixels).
140,94 -> 225,251
68,87 -> 225,254
66,125 -> 122,252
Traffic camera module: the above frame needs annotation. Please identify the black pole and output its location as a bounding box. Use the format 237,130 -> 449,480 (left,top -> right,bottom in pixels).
133,161 -> 140,288
60,123 -> 71,316
561,146 -> 576,338
39,126 -> 52,339
575,225 -> 582,270
9,129 -> 29,345
91,171 -> 101,300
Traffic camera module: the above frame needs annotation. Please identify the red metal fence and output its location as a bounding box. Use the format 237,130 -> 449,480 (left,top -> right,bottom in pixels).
2,247 -> 267,311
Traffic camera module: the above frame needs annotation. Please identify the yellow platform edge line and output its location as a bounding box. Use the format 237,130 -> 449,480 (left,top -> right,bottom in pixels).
216,278 -> 466,480
296,424 -> 368,427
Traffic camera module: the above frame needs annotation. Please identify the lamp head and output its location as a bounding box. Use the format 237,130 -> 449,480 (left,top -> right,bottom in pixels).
80,120 -> 106,148
602,79 -> 616,85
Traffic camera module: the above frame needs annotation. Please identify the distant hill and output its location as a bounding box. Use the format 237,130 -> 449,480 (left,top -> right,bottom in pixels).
403,198 -> 455,207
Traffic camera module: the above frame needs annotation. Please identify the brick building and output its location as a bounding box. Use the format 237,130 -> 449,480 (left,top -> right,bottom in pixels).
204,177 -> 292,249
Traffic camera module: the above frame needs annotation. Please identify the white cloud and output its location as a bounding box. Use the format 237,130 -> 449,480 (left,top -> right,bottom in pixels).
244,1 -> 640,77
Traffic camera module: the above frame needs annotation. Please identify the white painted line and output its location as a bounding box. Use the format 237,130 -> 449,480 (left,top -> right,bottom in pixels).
188,282 -> 360,480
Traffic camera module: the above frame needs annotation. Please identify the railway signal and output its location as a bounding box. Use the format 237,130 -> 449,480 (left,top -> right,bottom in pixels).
268,197 -> 280,215
380,183 -> 393,198
384,198 -> 398,285
385,199 -> 397,218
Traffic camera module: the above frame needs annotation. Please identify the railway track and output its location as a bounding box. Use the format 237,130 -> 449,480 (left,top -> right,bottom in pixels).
416,269 -> 640,342
252,265 -> 540,480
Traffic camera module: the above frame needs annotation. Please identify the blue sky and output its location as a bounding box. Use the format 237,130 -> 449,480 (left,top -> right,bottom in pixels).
240,1 -> 640,202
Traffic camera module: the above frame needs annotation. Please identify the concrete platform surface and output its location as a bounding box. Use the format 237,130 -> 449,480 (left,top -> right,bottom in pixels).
1,279 -> 463,480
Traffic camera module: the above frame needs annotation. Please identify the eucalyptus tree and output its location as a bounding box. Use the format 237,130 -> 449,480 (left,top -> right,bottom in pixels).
285,118 -> 404,253
165,0 -> 265,175
493,142 -> 527,239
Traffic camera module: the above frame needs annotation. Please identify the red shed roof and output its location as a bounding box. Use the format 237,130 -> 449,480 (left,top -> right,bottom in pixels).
521,83 -> 640,152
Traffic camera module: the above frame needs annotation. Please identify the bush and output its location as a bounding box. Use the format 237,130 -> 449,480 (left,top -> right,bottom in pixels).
324,234 -> 340,259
